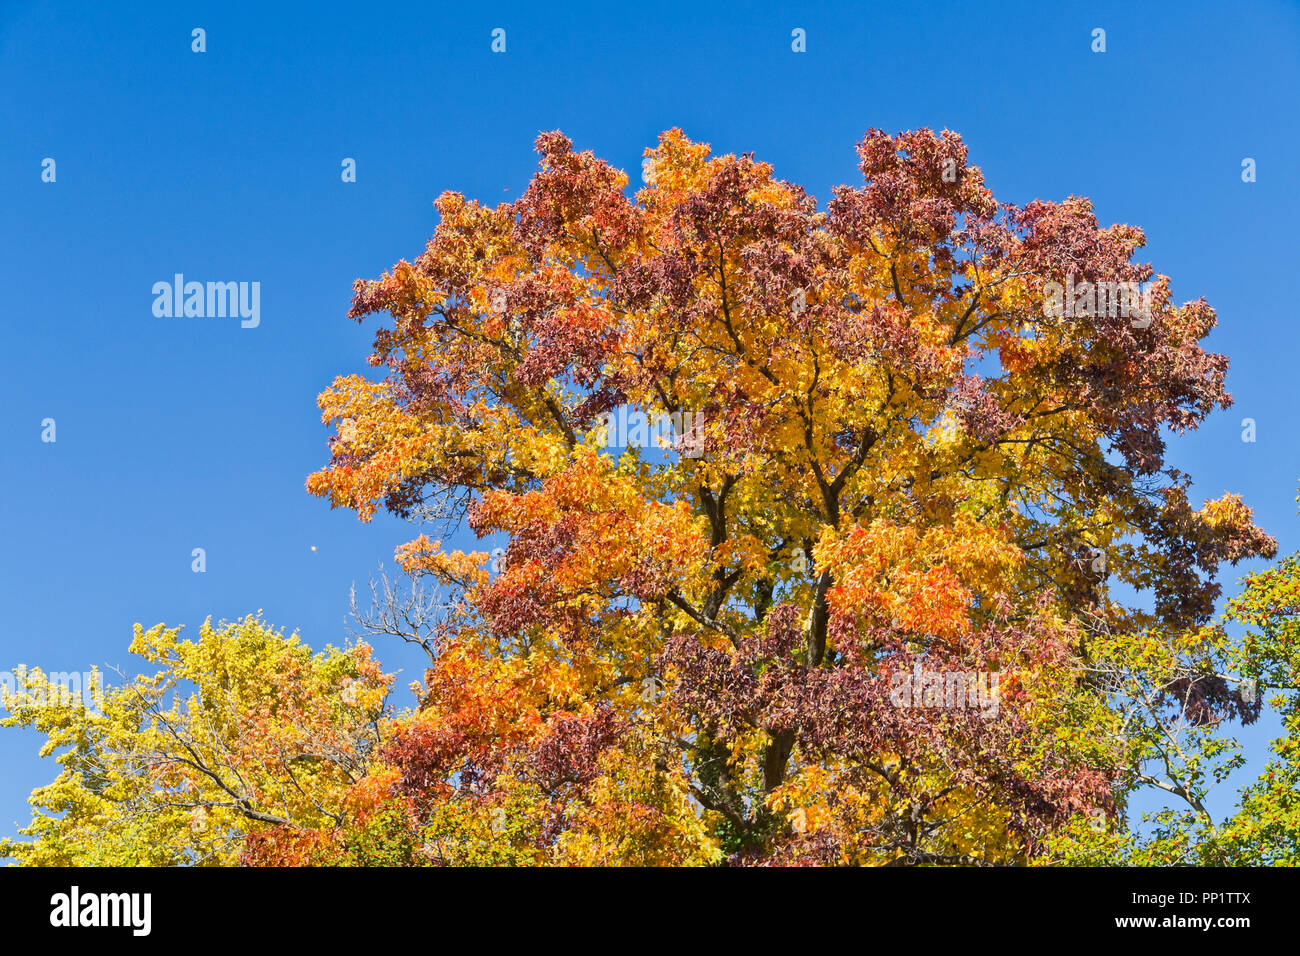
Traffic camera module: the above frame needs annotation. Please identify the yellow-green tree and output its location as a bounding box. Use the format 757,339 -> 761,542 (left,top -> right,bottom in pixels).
1,615 -> 390,866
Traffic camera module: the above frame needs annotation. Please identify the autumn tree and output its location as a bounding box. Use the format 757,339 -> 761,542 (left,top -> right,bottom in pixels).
291,127 -> 1278,866
0,616 -> 391,866
0,128 -> 1282,868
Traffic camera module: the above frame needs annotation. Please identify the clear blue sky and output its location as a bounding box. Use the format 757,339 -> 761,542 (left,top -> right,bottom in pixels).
2,0 -> 1297,842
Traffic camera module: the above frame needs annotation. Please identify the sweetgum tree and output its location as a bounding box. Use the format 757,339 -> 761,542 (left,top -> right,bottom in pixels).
291,128 -> 1273,865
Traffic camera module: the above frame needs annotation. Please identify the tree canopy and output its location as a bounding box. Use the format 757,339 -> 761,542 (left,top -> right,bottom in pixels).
6,128 -> 1293,866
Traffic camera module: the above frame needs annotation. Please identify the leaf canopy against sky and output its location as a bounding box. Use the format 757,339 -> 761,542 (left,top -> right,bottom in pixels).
284,128 -> 1278,864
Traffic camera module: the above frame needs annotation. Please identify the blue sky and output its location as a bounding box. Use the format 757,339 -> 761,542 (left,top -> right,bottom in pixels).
1,0 -> 1297,842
